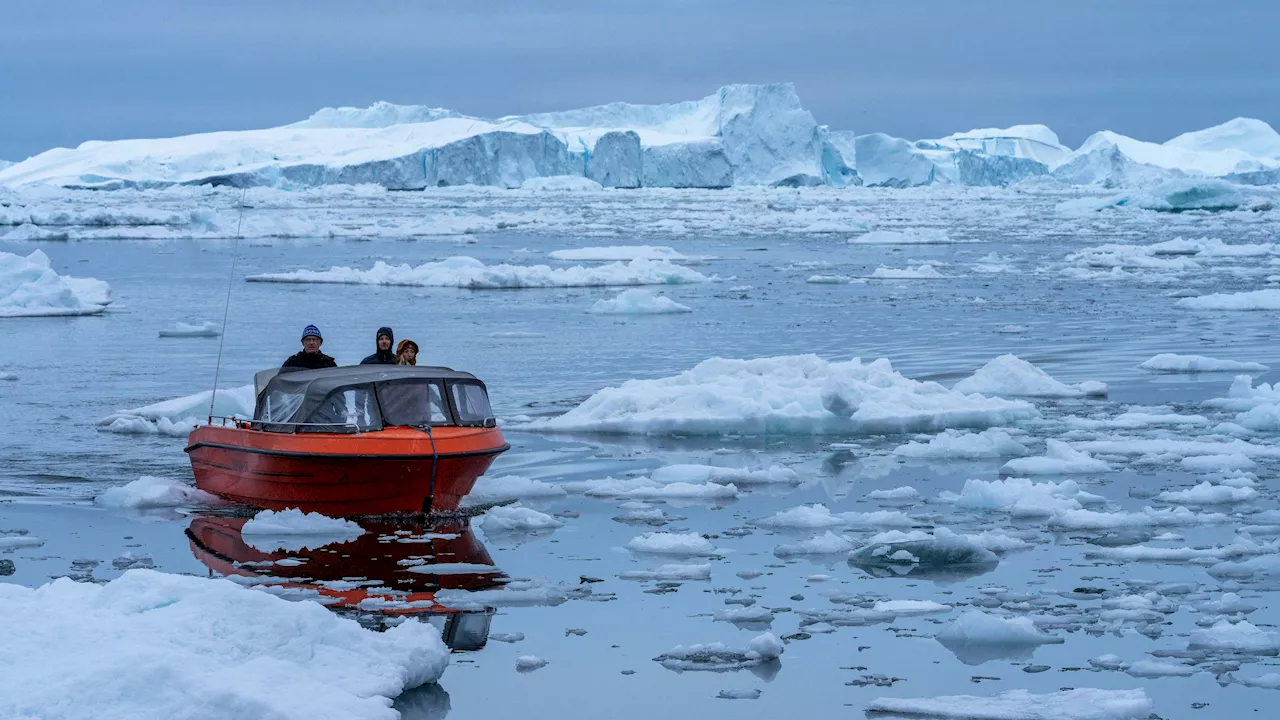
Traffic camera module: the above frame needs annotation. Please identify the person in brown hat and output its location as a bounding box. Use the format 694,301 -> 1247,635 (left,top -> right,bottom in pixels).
396,339 -> 419,366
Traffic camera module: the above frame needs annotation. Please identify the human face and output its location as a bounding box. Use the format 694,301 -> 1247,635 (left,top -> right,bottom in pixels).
378,335 -> 392,351
402,346 -> 417,363
302,336 -> 321,353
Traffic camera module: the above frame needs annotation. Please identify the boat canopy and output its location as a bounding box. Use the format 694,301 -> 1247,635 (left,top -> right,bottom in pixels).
253,365 -> 495,433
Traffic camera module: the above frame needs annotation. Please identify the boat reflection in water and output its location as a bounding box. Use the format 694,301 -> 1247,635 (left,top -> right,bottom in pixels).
185,515 -> 503,651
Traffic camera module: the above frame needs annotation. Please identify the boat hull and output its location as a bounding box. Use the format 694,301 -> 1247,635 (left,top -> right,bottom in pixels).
186,424 -> 508,515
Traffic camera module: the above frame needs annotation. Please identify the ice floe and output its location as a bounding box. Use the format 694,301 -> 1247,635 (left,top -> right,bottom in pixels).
893,428 -> 1030,459
548,245 -> 687,261
247,256 -> 709,289
947,477 -> 1104,517
587,288 -> 692,314
0,249 -> 111,317
480,505 -> 565,534
651,464 -> 798,486
94,475 -> 218,509
98,385 -> 255,436
515,655 -> 548,672
1156,480 -> 1256,504
1000,440 -> 1111,475
1178,289 -> 1280,311
653,632 -> 782,672
0,569 -> 448,720
240,509 -> 365,553
626,531 -> 718,556
866,688 -> 1151,720
849,527 -> 1003,579
935,610 -> 1064,664
752,504 -> 912,529
954,354 -> 1106,398
1189,619 -> 1280,654
848,229 -> 960,244
461,474 -> 567,506
870,264 -> 948,279
773,531 -> 856,557
570,477 -> 738,501
1140,353 -> 1268,373
525,354 -> 1038,435
158,321 -> 221,338
618,564 -> 711,581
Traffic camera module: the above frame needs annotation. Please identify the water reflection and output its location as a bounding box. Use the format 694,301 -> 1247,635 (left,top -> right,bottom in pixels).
185,515 -> 503,650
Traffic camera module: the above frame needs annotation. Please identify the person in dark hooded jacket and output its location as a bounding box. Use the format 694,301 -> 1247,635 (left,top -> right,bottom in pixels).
360,327 -> 396,365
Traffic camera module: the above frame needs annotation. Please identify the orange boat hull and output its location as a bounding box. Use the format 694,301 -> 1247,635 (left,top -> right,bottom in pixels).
186,424 -> 508,515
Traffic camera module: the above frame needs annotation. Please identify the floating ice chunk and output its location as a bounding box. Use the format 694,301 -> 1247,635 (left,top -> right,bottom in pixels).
0,535 -> 44,549
0,250 -> 112,317
865,688 -> 1151,720
936,610 -> 1064,664
1001,440 -> 1111,475
654,632 -> 783,673
773,531 -> 855,557
1189,620 -> 1280,654
867,486 -> 920,501
753,504 -> 847,529
549,245 -> 687,261
954,355 -> 1105,398
587,289 -> 692,315
870,264 -> 948,279
240,509 -> 365,553
997,324 -> 1028,334
1050,505 -> 1227,530
525,354 -> 1038,436
0,370 -> 16,381
849,229 -> 958,245
714,606 -> 774,624
247,256 -> 709,289
572,477 -> 738,500
626,531 -> 717,556
480,506 -> 565,534
1089,654 -> 1129,671
1178,289 -> 1280,311
515,655 -> 548,672
893,428 -> 1030,459
1140,353 -> 1268,373
461,474 -> 567,507
618,564 -> 711,581
873,599 -> 951,615
650,464 -> 798,486
1125,659 -> 1196,677
806,274 -> 853,284
0,569 -> 448,720
850,527 -> 1000,575
717,689 -> 761,700
95,476 -> 218,509
98,385 -> 255,437
158,321 -> 220,338
1157,480 -> 1256,504
951,477 -> 1103,517
434,578 -> 589,610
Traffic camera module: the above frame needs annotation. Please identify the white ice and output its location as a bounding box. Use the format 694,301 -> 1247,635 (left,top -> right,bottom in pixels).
0,569 -> 448,720
247,256 -> 709,289
0,249 -> 111,317
461,474 -> 567,506
95,475 -> 218,509
865,688 -> 1151,720
1000,440 -> 1111,475
480,505 -> 565,534
1139,353 -> 1268,373
548,245 -> 687,261
626,531 -> 718,556
99,385 -> 255,437
870,264 -> 948,279
893,428 -> 1030,459
587,288 -> 692,315
848,229 -> 959,245
158,321 -> 221,338
240,508 -> 365,552
954,354 -> 1106,398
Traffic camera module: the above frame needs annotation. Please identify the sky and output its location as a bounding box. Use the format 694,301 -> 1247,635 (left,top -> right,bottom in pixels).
3,0 -> 1279,161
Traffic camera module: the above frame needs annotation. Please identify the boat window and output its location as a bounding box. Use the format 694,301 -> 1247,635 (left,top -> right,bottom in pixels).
303,385 -> 380,432
378,379 -> 450,427
258,389 -> 305,423
449,382 -> 493,426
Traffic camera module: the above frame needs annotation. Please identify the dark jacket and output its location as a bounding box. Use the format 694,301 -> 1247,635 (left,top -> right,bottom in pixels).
360,326 -> 396,365
281,350 -> 338,371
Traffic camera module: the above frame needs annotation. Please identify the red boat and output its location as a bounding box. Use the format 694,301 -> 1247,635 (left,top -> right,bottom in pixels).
186,365 -> 509,515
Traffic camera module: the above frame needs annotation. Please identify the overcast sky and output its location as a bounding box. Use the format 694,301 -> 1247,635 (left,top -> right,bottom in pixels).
3,1 -> 1278,160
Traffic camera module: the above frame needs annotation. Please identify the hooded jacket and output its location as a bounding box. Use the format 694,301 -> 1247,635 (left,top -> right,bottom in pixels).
360,326 -> 396,365
281,350 -> 337,371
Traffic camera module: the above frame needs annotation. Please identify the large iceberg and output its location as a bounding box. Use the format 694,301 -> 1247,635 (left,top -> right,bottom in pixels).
0,84 -> 850,190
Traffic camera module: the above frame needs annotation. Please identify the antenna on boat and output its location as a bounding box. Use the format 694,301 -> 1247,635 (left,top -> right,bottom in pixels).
208,187 -> 249,421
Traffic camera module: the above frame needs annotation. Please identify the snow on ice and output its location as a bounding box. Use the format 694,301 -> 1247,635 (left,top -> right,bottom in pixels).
0,249 -> 111,317
524,354 -> 1039,435
587,289 -> 692,314
0,569 -> 449,720
247,256 -> 709,289
98,385 -> 255,436
95,476 -> 218,510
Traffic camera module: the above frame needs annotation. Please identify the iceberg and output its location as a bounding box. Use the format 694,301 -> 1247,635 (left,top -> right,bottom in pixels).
522,354 -> 1039,436
1052,119 -> 1280,185
0,249 -> 112,317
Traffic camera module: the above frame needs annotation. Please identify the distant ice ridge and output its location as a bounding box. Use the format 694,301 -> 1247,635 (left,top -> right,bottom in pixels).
521,354 -> 1039,435
247,257 -> 708,289
7,81 -> 1278,190
0,249 -> 112,317
99,385 -> 255,436
0,569 -> 449,720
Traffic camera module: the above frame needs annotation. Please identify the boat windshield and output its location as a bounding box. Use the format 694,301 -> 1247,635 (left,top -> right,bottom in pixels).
303,385 -> 380,432
377,379 -> 449,427
449,381 -> 494,426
